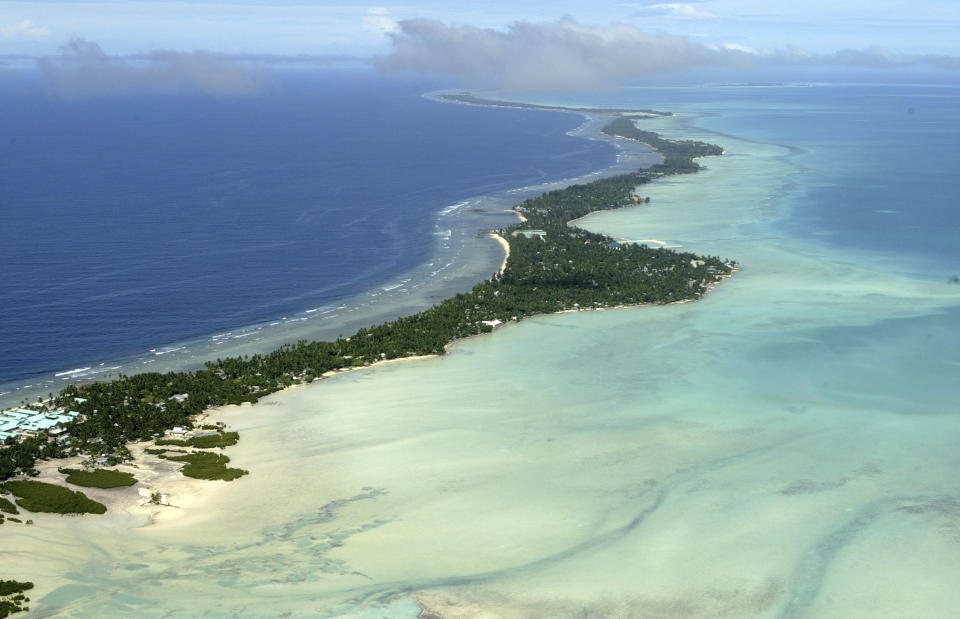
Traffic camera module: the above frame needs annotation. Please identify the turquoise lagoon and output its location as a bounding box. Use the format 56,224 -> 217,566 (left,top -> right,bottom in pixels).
9,84 -> 960,617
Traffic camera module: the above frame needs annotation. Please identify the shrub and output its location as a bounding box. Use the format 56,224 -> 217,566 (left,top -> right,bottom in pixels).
0,580 -> 32,618
166,452 -> 247,481
0,581 -> 32,596
156,432 -> 239,449
1,481 -> 106,515
59,468 -> 136,489
0,498 -> 17,515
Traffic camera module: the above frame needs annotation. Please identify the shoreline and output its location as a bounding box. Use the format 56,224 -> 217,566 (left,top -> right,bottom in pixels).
489,232 -> 512,277
10,85 -> 960,619
2,94 -> 736,612
428,91 -> 673,118
0,102 -> 657,410
27,439 -> 226,528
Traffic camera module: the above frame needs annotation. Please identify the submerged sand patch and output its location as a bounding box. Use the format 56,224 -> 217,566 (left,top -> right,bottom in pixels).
6,101 -> 960,619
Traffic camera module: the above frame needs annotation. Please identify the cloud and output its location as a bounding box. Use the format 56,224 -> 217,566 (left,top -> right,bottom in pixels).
827,47 -> 960,71
375,18 -> 753,90
623,0 -> 711,5
363,7 -> 399,35
37,37 -> 261,98
0,19 -> 50,42
719,42 -> 759,54
634,4 -> 716,19
376,18 -> 960,91
760,44 -> 960,71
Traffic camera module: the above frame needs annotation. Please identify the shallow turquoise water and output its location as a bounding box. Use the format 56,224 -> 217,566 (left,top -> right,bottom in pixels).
9,84 -> 960,617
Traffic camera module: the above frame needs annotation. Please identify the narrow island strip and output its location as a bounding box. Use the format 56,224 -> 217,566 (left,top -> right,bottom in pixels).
436,92 -> 674,118
0,103 -> 736,602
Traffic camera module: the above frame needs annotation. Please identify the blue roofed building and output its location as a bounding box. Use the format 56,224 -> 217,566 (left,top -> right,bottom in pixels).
0,419 -> 19,432
0,406 -> 80,443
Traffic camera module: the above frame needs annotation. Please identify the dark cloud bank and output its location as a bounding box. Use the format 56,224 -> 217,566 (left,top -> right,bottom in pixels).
375,17 -> 960,90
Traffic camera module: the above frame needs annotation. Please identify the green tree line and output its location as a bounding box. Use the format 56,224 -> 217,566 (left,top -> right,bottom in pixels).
0,116 -> 734,481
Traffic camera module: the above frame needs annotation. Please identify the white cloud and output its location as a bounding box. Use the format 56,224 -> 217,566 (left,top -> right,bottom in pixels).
0,19 -> 51,41
376,18 -> 960,90
720,41 -> 759,54
363,7 -> 399,34
376,18 -> 753,90
636,3 -> 716,19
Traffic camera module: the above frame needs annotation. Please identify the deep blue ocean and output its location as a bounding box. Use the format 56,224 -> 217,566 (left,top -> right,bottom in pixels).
10,75 -> 960,616
0,70 -> 614,387
2,74 -> 959,396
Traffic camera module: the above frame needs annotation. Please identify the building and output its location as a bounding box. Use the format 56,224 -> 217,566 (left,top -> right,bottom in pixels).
512,229 -> 547,239
0,407 -> 81,445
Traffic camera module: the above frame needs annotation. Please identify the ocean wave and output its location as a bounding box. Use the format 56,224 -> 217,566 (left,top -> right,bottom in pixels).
154,347 -> 186,356
439,201 -> 469,216
54,367 -> 91,377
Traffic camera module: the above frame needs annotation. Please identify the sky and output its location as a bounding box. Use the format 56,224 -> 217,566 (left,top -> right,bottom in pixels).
2,1 -> 960,92
2,0 -> 959,58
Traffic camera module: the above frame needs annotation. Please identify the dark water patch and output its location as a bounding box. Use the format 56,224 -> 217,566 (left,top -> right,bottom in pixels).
780,478 -> 849,495
776,494 -> 960,619
330,429 -> 824,614
0,70 -> 615,385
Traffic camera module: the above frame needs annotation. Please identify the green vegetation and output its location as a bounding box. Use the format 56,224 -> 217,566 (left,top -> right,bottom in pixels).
1,480 -> 107,515
0,580 -> 32,618
0,581 -> 33,597
0,497 -> 17,514
601,116 -> 724,160
59,468 -> 137,489
0,113 -> 734,487
156,431 -> 239,449
0,436 -> 54,479
165,452 -> 247,481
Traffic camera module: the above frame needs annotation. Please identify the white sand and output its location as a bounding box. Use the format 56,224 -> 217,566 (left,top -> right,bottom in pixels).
489,233 -> 511,277
6,102 -> 960,619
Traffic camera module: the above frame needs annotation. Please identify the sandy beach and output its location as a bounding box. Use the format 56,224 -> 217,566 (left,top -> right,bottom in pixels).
489,232 -> 511,278
0,107 -> 661,411
6,85 -> 960,618
25,428 -> 235,530
0,108 -> 736,611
